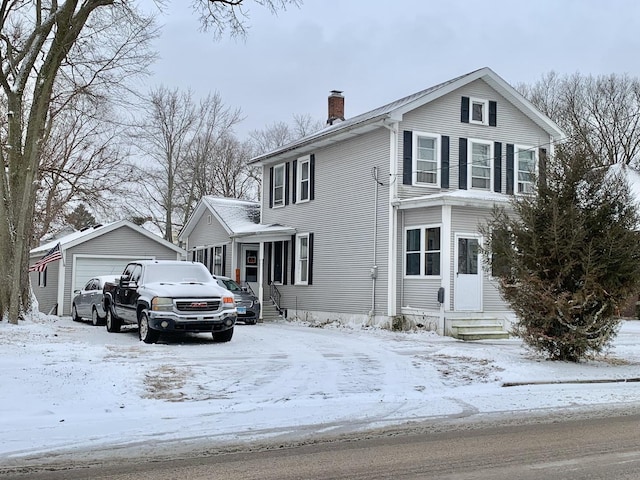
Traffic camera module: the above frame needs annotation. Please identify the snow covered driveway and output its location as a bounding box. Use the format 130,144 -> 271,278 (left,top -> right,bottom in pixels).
3,316 -> 640,465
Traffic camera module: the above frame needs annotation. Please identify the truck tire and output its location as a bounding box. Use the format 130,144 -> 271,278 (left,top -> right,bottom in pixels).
106,308 -> 121,333
212,327 -> 234,343
138,312 -> 159,344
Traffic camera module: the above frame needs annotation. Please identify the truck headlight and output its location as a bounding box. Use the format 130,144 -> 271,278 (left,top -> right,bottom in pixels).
222,296 -> 235,309
152,297 -> 173,311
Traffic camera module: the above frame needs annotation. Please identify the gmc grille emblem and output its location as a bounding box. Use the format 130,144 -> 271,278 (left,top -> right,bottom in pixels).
190,302 -> 207,308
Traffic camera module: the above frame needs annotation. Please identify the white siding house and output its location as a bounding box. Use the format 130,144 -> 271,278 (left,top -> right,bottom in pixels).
182,68 -> 565,337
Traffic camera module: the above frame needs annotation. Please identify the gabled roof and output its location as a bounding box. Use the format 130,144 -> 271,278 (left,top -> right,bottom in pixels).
179,196 -> 297,241
250,67 -> 566,165
30,220 -> 185,256
179,197 -> 260,240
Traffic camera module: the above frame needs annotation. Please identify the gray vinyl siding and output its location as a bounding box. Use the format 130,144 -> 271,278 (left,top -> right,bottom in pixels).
187,211 -> 232,249
400,207 -> 442,310
398,79 -> 550,199
30,261 -> 59,315
62,227 -> 180,315
262,128 -> 390,317
450,206 -> 507,312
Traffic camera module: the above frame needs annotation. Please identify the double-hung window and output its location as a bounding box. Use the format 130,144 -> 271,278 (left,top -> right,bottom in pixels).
516,146 -> 537,194
297,156 -> 310,202
470,97 -> 489,125
296,233 -> 309,285
273,164 -> 285,208
469,139 -> 493,190
405,226 -> 441,276
413,132 -> 440,186
213,246 -> 224,275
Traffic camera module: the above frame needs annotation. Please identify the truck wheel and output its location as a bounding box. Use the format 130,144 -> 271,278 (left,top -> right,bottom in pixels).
138,312 -> 159,344
212,327 -> 234,343
106,309 -> 121,333
72,304 -> 82,322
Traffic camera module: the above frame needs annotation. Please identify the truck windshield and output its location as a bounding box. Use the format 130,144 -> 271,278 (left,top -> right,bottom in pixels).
144,264 -> 212,284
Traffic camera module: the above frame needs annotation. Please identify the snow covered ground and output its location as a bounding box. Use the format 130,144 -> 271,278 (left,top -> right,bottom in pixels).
2,314 -> 640,468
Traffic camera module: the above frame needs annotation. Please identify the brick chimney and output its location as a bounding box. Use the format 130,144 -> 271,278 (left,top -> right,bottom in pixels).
327,90 -> 345,126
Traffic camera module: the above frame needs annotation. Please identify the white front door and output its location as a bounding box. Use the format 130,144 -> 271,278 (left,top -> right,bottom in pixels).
454,235 -> 483,311
241,244 -> 259,293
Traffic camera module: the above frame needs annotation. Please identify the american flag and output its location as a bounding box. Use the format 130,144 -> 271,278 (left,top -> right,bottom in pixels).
29,243 -> 63,272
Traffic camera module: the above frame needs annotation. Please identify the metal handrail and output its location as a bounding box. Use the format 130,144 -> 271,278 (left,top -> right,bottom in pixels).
270,282 -> 282,312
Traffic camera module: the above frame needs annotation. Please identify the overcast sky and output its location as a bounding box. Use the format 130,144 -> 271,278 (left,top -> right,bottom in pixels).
138,0 -> 640,138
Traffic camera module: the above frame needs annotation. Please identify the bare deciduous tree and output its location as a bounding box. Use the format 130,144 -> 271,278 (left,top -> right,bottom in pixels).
133,87 -> 243,242
0,0 -> 301,324
518,72 -> 640,167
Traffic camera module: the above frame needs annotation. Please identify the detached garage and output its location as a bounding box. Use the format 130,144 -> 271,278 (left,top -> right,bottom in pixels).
29,220 -> 186,316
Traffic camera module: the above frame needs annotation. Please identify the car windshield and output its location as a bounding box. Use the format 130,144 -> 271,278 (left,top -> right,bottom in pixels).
218,278 -> 242,292
144,264 -> 212,284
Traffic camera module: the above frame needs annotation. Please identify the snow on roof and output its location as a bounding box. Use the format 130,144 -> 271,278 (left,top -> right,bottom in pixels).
31,220 -> 183,255
202,196 -> 261,234
32,224 -> 110,254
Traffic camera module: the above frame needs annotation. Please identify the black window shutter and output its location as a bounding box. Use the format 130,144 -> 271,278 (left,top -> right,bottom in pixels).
458,138 -> 468,190
494,142 -> 502,193
489,101 -> 497,127
266,242 -> 272,284
292,160 -> 297,204
539,147 -> 547,188
283,241 -> 289,285
403,130 -> 413,185
441,136 -> 450,188
284,162 -> 290,205
506,143 -> 515,195
269,167 -> 274,208
222,245 -> 227,276
461,96 -> 470,123
310,154 -> 315,200
308,233 -> 314,286
191,250 -> 196,261
290,234 -> 296,284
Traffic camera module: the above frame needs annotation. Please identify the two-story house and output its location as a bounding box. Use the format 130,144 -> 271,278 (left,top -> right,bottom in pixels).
180,68 -> 565,337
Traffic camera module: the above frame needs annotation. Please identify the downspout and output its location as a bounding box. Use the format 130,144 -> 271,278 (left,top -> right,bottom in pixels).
370,166 -> 382,320
383,120 -> 400,321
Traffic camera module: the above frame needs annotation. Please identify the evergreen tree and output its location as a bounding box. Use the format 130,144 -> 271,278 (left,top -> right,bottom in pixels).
65,204 -> 96,231
485,149 -> 640,361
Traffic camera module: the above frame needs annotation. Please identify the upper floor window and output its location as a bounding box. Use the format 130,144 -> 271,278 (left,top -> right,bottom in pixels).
470,97 -> 489,125
413,132 -> 440,186
516,146 -> 537,194
297,156 -> 310,202
405,225 -> 441,277
273,164 -> 285,208
469,139 -> 493,190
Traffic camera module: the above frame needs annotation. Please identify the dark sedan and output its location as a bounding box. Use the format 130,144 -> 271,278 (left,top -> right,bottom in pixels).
72,275 -> 119,326
213,275 -> 260,325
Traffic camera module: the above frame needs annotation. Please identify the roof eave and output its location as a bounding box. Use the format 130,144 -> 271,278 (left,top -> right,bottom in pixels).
249,114 -> 390,166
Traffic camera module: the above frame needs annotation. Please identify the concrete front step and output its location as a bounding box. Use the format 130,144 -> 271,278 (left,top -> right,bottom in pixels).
260,301 -> 283,322
450,321 -> 510,341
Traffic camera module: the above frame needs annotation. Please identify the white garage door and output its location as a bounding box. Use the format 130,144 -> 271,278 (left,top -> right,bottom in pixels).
73,256 -> 153,293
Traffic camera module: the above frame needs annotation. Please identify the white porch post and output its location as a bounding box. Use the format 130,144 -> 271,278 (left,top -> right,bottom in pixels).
258,241 -> 264,321
441,204 -> 452,335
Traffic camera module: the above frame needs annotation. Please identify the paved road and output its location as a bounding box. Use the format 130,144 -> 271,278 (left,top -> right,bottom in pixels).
4,413 -> 640,479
